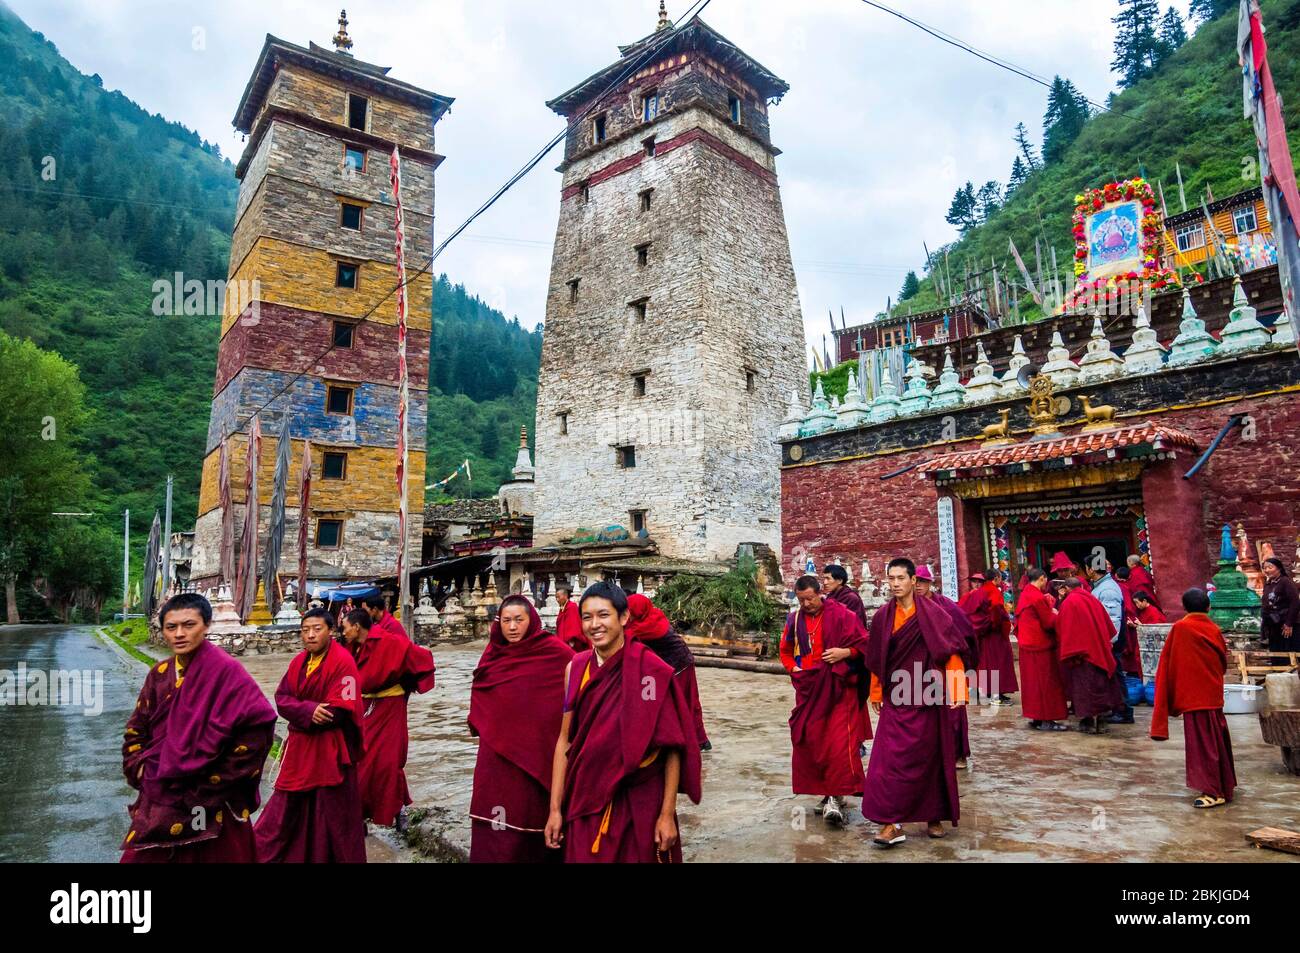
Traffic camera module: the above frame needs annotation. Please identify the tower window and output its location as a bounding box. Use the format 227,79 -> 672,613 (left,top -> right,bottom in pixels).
593,113 -> 607,144
343,145 -> 366,172
639,188 -> 653,213
332,321 -> 356,348
336,262 -> 358,289
629,509 -> 646,534
629,298 -> 648,323
347,94 -> 369,131
315,518 -> 344,549
633,373 -> 647,397
635,243 -> 650,267
325,384 -> 354,415
322,451 -> 348,480
642,89 -> 659,122
616,445 -> 637,468
567,278 -> 580,304
746,369 -> 757,393
340,202 -> 364,230
729,94 -> 741,124
578,180 -> 590,203
558,411 -> 569,435
643,136 -> 656,157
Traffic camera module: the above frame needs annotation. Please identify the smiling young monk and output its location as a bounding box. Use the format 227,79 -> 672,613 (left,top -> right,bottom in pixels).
468,594 -> 573,862
544,582 -> 701,863
121,593 -> 277,863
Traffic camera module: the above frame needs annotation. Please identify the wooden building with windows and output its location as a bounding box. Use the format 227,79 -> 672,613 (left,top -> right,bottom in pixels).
189,13 -> 453,595
1160,186 -> 1274,270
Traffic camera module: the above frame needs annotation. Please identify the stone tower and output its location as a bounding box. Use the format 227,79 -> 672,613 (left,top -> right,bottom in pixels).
532,13 -> 804,562
189,13 -> 453,591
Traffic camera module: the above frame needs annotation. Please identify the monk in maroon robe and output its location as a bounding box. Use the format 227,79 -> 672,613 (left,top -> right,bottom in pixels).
959,570 -> 1018,702
364,594 -> 409,641
1151,588 -> 1236,807
1126,556 -> 1159,609
626,593 -> 710,750
780,575 -> 870,825
1133,591 -> 1167,627
1056,579 -> 1124,734
1016,568 -> 1068,730
916,565 -> 978,766
121,594 -> 276,863
256,609 -> 367,862
554,585 -> 590,651
862,558 -> 972,847
468,595 -> 573,862
545,582 -> 701,863
340,607 -> 435,827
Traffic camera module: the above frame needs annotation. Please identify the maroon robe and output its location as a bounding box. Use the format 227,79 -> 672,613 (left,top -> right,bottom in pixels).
255,638 -> 367,863
121,639 -> 276,863
926,591 -> 977,761
860,598 -> 971,826
1128,564 -> 1159,609
1057,588 -> 1123,720
1150,613 -> 1235,798
350,622 -> 436,826
468,596 -> 573,863
960,581 -> 1018,697
781,598 -> 871,795
626,594 -> 710,748
561,638 -> 702,863
554,599 -> 589,652
1016,584 -> 1068,722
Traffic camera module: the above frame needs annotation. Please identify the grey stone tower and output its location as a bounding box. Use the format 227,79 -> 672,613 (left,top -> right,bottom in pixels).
532,14 -> 804,562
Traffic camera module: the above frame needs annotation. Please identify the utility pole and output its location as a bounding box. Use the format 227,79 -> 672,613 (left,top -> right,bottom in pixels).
161,475 -> 173,596
122,509 -> 130,620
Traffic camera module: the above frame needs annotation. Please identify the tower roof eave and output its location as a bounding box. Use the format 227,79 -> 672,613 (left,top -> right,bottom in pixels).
233,34 -> 455,133
545,18 -> 788,117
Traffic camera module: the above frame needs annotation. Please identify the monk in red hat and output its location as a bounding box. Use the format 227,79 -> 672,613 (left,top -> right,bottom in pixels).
1150,588 -> 1236,808
780,575 -> 870,825
625,593 -> 710,750
121,593 -> 277,863
1055,578 -> 1124,734
1050,551 -> 1077,580
916,564 -> 978,767
468,595 -> 573,862
544,582 -> 701,863
959,569 -> 1017,703
255,607 -> 367,862
340,607 -> 435,829
1016,567 -> 1068,731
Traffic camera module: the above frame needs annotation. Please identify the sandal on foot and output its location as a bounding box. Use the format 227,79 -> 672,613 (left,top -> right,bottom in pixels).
1193,795 -> 1227,809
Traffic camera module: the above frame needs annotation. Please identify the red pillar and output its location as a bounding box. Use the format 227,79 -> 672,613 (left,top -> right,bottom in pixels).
1141,457 -> 1212,623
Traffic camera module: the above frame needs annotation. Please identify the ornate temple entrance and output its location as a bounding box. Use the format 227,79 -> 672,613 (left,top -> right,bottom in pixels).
983,491 -> 1148,583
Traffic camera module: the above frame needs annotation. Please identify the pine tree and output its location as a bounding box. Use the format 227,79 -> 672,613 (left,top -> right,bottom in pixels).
975,181 -> 1003,222
1042,76 -> 1091,164
1156,6 -> 1187,62
945,182 -> 979,234
1112,0 -> 1163,88
1188,0 -> 1235,24
898,271 -> 920,301
1013,121 -> 1039,169
1008,155 -> 1029,192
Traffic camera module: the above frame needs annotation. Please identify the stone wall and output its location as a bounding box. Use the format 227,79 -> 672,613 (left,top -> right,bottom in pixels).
533,97 -> 802,562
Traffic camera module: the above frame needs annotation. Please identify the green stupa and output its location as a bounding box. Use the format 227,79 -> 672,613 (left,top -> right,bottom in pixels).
1208,524 -> 1262,630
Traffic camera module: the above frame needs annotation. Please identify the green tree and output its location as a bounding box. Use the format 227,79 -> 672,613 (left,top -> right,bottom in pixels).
1008,155 -> 1030,192
1112,0 -> 1163,88
975,180 -> 1003,222
898,271 -> 920,301
0,331 -> 92,623
1157,6 -> 1188,61
945,181 -> 979,234
1013,121 -> 1039,170
1188,0 -> 1236,24
1042,76 -> 1091,163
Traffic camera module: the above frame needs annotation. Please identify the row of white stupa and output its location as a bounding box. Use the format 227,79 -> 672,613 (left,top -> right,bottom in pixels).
782,277 -> 1295,439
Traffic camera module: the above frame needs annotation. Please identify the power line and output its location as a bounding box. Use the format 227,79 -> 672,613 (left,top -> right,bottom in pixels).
227,0 -> 715,438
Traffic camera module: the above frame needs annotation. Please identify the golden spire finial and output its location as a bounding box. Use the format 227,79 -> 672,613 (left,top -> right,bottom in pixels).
519,425 -> 529,448
333,9 -> 354,53
656,1 -> 672,31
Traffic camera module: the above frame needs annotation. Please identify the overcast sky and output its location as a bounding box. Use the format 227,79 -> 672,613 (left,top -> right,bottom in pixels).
11,0 -> 1193,349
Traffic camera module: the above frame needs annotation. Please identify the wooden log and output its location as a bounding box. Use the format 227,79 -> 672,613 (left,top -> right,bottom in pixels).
1258,708 -> 1300,748
692,656 -> 787,675
1246,827 -> 1300,855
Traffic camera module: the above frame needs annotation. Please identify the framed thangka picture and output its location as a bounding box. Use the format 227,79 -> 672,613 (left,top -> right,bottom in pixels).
1085,199 -> 1143,278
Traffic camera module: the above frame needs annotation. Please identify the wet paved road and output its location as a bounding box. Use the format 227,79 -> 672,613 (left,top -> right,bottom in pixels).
4,627 -> 1297,862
